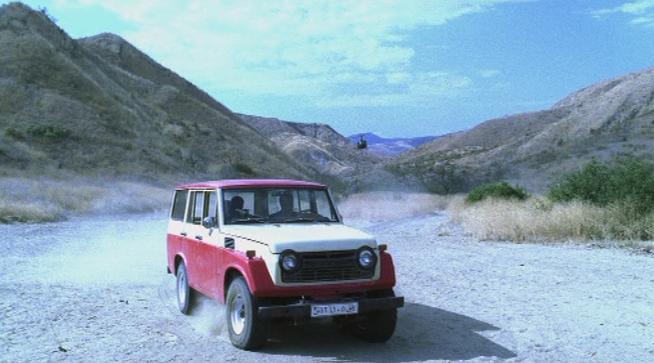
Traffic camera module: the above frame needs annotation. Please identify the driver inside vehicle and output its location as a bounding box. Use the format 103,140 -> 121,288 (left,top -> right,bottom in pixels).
270,191 -> 296,219
228,195 -> 247,221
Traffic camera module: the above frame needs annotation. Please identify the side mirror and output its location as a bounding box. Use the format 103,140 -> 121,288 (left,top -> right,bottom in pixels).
202,216 -> 216,229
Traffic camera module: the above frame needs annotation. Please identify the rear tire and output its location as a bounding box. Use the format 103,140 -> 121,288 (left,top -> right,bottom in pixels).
226,276 -> 268,350
351,289 -> 398,343
176,262 -> 195,315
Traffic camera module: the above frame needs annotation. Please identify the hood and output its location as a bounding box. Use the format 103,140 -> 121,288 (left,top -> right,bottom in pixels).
222,223 -> 376,253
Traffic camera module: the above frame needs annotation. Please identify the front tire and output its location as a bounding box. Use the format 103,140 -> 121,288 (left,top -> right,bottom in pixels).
352,289 -> 398,342
176,262 -> 195,315
225,276 -> 268,350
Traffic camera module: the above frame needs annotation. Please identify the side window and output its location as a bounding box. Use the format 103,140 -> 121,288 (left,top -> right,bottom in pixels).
171,190 -> 187,221
298,190 -> 310,212
206,191 -> 217,219
186,191 -> 205,225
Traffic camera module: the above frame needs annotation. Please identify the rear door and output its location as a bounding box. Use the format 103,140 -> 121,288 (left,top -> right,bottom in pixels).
184,190 -> 222,298
167,189 -> 189,272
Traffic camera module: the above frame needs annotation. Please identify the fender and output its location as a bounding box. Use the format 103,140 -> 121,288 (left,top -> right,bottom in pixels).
218,248 -> 264,303
166,233 -> 188,275
218,249 -> 397,303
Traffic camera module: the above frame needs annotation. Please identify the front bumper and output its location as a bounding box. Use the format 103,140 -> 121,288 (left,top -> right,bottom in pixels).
257,296 -> 404,319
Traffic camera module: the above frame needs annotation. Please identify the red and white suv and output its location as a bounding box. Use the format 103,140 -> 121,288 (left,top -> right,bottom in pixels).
166,179 -> 403,350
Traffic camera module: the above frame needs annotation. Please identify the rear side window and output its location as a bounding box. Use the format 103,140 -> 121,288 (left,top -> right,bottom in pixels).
171,190 -> 187,221
207,191 -> 217,219
187,191 -> 205,225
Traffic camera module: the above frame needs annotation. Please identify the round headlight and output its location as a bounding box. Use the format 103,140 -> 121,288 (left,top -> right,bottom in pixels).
279,250 -> 301,272
357,247 -> 377,270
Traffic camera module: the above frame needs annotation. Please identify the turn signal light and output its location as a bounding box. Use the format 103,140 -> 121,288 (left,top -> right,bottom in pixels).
246,250 -> 256,259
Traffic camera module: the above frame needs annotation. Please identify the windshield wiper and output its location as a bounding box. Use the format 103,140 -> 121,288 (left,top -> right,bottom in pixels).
280,217 -> 318,223
230,217 -> 266,224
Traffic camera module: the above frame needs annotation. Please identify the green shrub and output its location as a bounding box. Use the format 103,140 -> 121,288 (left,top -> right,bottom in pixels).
548,156 -> 654,215
233,162 -> 255,175
26,125 -> 72,141
465,182 -> 529,204
4,127 -> 24,140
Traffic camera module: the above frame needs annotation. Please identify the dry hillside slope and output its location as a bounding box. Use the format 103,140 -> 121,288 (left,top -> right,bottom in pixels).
388,67 -> 654,193
238,113 -> 381,179
0,3 -> 310,180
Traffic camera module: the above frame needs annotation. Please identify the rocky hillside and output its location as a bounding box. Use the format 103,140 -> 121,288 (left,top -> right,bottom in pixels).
0,3 -> 310,181
387,67 -> 654,193
238,114 -> 381,179
348,132 -> 438,157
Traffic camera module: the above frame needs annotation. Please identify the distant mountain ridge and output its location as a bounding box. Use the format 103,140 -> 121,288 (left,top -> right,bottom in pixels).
387,67 -> 654,192
3,3 -> 653,196
348,132 -> 439,156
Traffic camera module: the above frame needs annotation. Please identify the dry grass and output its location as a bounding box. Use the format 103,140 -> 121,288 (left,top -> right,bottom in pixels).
0,199 -> 63,223
449,196 -> 654,249
0,177 -> 170,223
338,192 -> 454,223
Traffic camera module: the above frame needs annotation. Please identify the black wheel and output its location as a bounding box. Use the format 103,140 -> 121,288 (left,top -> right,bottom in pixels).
176,262 -> 195,315
225,276 -> 268,350
352,289 -> 398,342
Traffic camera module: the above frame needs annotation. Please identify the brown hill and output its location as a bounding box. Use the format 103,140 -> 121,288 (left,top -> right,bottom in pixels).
388,67 -> 654,193
237,114 -> 381,179
0,3 -> 310,181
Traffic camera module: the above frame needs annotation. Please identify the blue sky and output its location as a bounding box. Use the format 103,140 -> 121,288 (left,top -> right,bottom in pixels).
8,0 -> 654,137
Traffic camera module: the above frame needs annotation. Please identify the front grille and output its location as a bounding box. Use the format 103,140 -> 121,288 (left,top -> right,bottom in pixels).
281,250 -> 374,283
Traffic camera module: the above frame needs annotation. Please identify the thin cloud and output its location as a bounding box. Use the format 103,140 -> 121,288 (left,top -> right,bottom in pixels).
55,0 -> 523,107
591,0 -> 654,27
479,69 -> 501,78
317,72 -> 473,107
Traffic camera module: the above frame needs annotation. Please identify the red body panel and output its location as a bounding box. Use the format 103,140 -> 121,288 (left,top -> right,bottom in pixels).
167,233 -> 397,304
167,233 -> 224,298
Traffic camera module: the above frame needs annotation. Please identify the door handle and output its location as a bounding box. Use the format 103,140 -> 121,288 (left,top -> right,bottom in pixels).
195,235 -> 203,240
180,232 -> 187,237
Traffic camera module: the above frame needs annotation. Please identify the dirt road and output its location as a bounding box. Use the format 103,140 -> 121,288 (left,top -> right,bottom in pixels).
1,212 -> 653,362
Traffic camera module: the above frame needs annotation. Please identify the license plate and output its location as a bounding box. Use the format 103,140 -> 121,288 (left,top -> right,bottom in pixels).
311,302 -> 359,317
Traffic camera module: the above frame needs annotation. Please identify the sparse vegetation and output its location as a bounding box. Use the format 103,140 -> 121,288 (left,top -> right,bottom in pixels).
4,127 -> 24,140
37,6 -> 57,23
233,162 -> 255,175
451,157 -> 654,244
449,196 -> 654,245
0,177 -> 170,223
466,182 -> 528,204
548,156 -> 654,215
26,125 -> 72,141
0,200 -> 63,223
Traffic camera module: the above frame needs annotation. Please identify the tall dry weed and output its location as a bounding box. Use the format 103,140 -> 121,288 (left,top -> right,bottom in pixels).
0,177 -> 169,223
450,196 -> 654,243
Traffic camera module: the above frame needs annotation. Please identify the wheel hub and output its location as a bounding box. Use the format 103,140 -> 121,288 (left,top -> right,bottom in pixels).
230,294 -> 246,335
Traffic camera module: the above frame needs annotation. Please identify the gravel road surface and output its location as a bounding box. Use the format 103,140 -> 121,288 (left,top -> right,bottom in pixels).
1,212 -> 653,362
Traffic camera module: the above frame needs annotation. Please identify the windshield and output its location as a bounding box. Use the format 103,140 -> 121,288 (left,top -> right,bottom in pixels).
222,188 -> 339,224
